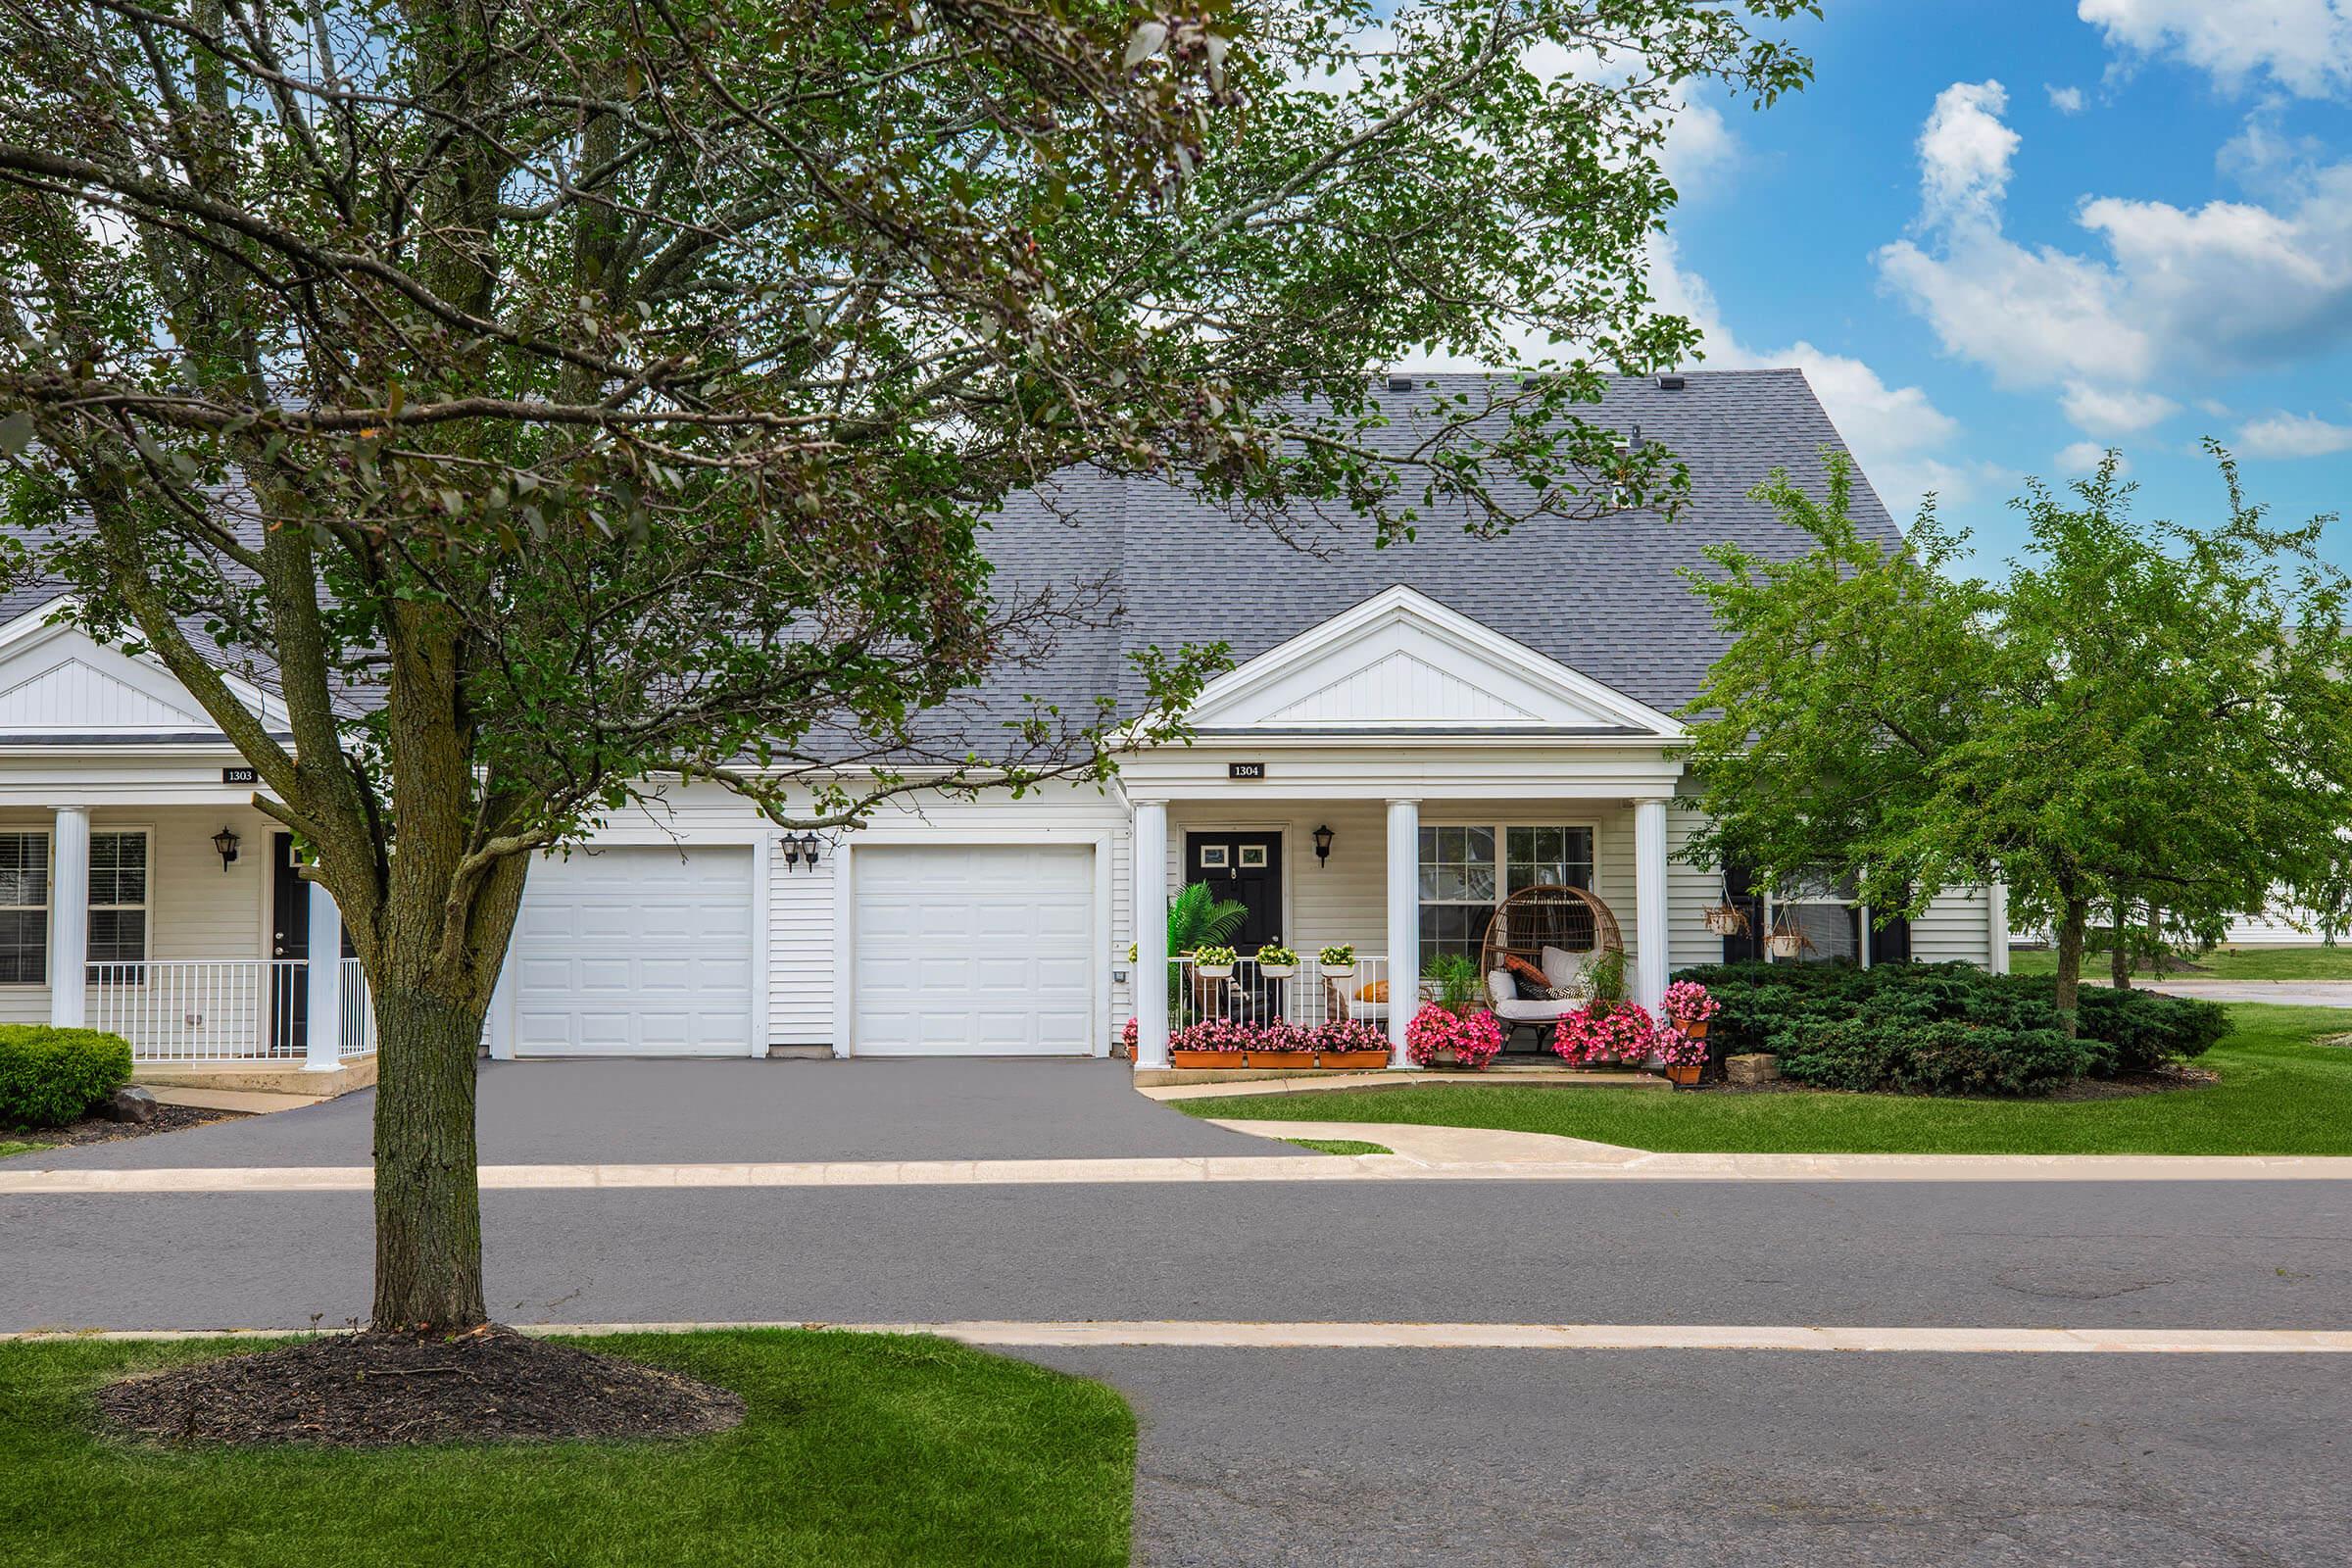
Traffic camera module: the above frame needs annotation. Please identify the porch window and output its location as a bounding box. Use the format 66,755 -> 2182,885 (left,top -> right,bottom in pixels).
87,829 -> 148,979
1765,868 -> 1911,965
0,831 -> 48,985
1418,824 -> 1596,962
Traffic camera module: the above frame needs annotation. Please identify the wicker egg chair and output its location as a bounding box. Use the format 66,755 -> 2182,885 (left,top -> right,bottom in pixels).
1478,884 -> 1624,987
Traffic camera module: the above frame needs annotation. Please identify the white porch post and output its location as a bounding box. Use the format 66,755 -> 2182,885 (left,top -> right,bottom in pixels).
48,806 -> 88,1028
1986,882 -> 2011,974
304,878 -> 343,1072
1132,798 -> 1170,1070
1634,797 -> 1669,1015
1385,798 -> 1420,1067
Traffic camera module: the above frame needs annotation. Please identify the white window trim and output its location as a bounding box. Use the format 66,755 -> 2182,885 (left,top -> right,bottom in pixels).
1417,819 -> 1600,956
0,828 -> 47,987
87,824 -> 150,973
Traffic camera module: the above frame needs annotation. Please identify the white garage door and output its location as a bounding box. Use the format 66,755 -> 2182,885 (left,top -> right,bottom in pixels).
508,846 -> 756,1055
853,845 -> 1095,1055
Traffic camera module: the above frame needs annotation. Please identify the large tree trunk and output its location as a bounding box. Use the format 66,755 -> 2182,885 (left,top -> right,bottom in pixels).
2110,898 -> 2132,990
369,986 -> 489,1328
2053,896 -> 2090,1039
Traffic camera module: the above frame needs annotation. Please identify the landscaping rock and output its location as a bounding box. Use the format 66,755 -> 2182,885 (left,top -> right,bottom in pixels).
1725,1053 -> 1781,1087
100,1085 -> 159,1124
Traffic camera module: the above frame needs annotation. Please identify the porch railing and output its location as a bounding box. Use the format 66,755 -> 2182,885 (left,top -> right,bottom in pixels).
1165,955 -> 1392,1032
85,957 -> 378,1064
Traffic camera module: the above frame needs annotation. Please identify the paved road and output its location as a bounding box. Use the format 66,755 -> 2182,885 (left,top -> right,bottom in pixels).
37,1057 -> 1287,1167
2146,979 -> 2352,1008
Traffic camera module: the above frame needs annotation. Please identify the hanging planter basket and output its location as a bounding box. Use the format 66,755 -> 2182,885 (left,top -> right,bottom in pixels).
1702,904 -> 1749,937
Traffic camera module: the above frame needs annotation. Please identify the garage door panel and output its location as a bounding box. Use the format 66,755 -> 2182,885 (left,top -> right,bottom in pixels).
853,845 -> 1094,1056
509,845 -> 755,1056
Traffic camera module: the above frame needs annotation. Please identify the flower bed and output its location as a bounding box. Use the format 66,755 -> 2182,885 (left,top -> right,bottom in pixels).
1162,1016 -> 1393,1068
1308,1018 -> 1392,1068
1404,1004 -> 1503,1069
1551,1002 -> 1663,1067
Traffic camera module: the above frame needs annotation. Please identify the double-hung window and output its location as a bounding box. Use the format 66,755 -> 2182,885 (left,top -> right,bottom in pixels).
87,829 -> 148,981
1417,824 -> 1596,962
0,831 -> 47,984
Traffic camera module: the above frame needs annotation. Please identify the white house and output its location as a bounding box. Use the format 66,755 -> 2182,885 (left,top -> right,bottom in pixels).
0,370 -> 2010,1079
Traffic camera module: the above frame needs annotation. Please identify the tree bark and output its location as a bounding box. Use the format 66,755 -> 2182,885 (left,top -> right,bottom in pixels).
369,986 -> 489,1329
2110,898 -> 2132,990
2053,896 -> 2089,1039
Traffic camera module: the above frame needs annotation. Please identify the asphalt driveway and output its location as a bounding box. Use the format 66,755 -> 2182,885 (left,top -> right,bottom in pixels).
31,1057 -> 1290,1168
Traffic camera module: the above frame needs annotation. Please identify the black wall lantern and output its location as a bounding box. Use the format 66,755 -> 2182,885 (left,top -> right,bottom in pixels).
1312,824 -> 1334,867
783,831 -> 823,871
212,824 -> 241,872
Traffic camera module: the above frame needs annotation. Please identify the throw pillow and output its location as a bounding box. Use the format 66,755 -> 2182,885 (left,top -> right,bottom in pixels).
1506,953 -> 1570,1002
1356,980 -> 1389,1004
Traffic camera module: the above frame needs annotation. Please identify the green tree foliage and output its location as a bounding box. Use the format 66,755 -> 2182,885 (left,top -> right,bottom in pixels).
0,0 -> 1815,1326
1677,449 -> 2352,1033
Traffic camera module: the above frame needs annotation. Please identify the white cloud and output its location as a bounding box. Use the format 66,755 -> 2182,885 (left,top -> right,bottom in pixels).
1646,235 -> 1971,517
2047,83 -> 2087,114
2237,410 -> 2352,456
2079,0 -> 2352,99
2056,441 -> 2132,474
2060,381 -> 2180,434
1876,79 -> 2352,434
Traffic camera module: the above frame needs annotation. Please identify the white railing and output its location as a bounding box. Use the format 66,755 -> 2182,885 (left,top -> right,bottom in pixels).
339,956 -> 376,1059
1166,955 -> 1392,1031
85,957 -> 380,1064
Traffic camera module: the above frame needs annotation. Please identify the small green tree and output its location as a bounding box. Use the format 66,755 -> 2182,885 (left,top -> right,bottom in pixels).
1676,449 -> 2352,1032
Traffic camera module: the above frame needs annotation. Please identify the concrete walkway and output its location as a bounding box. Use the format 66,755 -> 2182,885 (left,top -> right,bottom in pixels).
2144,979 -> 2352,1007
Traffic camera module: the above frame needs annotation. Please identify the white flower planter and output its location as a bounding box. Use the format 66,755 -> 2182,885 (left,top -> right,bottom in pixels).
1767,933 -> 1804,959
1197,963 -> 1235,980
1318,960 -> 1356,979
1259,963 -> 1298,979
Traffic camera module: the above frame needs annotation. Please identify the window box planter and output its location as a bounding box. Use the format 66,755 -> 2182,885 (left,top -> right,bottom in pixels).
1247,1049 -> 1317,1068
1170,1049 -> 1235,1069
1258,963 -> 1298,979
1316,1049 -> 1391,1070
1316,946 -> 1356,980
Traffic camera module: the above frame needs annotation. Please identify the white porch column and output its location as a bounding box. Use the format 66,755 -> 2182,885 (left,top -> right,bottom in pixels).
47,806 -> 88,1028
1132,798 -> 1170,1071
1634,797 -> 1669,1015
1986,882 -> 2011,974
1385,798 -> 1420,1067
304,878 -> 343,1072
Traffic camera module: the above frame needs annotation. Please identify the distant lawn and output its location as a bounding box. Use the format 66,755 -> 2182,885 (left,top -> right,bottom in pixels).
1179,1004 -> 2352,1156
1,1329 -> 1132,1568
2008,945 -> 2352,981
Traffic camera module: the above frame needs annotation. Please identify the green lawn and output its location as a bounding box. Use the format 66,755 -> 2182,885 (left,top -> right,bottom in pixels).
0,1329 -> 1133,1568
2008,944 -> 2352,981
0,1140 -> 45,1160
1282,1137 -> 1393,1156
1181,1004 -> 2352,1156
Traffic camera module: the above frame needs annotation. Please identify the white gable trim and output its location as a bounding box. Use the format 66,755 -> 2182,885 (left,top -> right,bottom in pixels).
1180,585 -> 1685,738
0,596 -> 290,736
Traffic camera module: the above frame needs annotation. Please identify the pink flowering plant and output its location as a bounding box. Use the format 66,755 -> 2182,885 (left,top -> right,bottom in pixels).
1551,1000 -> 1664,1065
1405,1003 -> 1504,1069
1169,1017 -> 1308,1054
1661,980 -> 1720,1027
1652,1023 -> 1709,1066
1121,1017 -> 1139,1054
1309,1019 -> 1391,1057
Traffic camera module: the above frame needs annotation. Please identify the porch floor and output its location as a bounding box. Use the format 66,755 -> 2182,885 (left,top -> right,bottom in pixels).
1136,1064 -> 1673,1096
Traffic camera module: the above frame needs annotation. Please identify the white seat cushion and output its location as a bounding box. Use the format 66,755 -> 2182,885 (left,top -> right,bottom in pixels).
1494,996 -> 1582,1021
1346,999 -> 1390,1023
1487,969 -> 1517,1006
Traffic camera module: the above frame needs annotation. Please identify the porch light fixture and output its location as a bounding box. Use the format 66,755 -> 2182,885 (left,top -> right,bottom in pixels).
1312,824 -> 1334,867
211,825 -> 241,872
783,830 -> 821,871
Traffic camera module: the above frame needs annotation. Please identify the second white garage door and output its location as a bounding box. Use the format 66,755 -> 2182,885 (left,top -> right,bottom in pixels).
508,846 -> 756,1055
852,845 -> 1096,1055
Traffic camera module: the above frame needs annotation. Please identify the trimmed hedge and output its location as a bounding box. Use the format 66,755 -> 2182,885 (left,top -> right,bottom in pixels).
0,1026 -> 134,1128
1671,961 -> 2228,1098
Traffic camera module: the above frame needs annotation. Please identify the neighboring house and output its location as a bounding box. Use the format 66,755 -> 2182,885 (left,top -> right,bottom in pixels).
0,370 -> 2009,1075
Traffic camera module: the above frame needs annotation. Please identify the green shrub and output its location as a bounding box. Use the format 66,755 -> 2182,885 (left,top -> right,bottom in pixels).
1671,959 -> 2224,1096
0,1026 -> 133,1128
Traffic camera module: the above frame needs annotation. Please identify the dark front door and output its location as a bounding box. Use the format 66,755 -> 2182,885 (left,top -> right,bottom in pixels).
1185,832 -> 1284,951
270,832 -> 309,1054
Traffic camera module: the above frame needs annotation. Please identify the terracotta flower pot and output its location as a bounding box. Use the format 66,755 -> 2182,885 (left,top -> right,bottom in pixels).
1248,1050 -> 1316,1068
1316,1049 -> 1390,1070
1168,1050 -> 1235,1069
1665,1062 -> 1703,1088
1678,1018 -> 1711,1041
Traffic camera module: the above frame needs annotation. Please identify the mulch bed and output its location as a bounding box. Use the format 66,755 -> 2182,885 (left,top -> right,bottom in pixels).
95,1325 -> 746,1448
5,1102 -> 244,1151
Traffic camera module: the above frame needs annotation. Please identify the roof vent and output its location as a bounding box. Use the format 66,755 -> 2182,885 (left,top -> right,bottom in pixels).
1628,422 -> 1644,453
1386,374 -> 1417,393
1656,373 -> 1687,391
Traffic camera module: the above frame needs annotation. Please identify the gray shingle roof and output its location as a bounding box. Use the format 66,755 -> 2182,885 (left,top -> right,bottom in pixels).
976,368 -> 1899,724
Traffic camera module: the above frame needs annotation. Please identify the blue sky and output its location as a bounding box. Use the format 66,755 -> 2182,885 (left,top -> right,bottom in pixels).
1638,0 -> 2352,570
